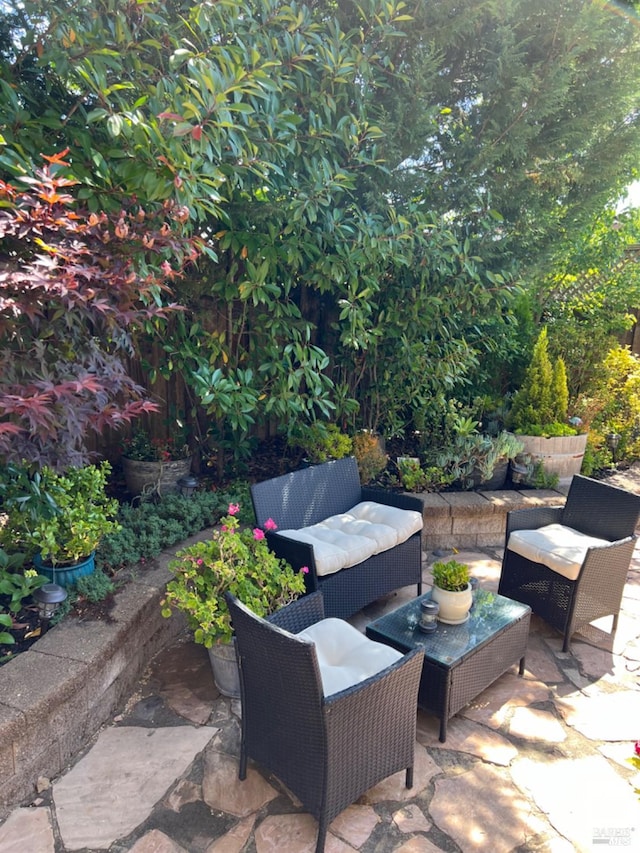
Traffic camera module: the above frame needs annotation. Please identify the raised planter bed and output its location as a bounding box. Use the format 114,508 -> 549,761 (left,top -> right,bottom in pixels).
418,487 -> 567,552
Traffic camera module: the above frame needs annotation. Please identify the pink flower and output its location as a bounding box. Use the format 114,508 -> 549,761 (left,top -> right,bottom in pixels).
221,525 -> 228,532
300,566 -> 309,574
196,558 -> 204,566
264,518 -> 278,531
253,528 -> 265,540
635,741 -> 640,757
228,503 -> 240,516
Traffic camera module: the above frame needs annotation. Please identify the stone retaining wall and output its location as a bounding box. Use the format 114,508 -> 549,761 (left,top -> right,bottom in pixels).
419,487 -> 566,552
0,534 -> 209,815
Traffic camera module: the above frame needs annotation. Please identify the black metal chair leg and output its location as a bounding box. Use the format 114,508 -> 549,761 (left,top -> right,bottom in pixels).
405,765 -> 414,788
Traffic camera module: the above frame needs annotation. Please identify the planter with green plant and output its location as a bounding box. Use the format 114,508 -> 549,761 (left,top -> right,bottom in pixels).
508,327 -> 587,484
121,429 -> 192,497
161,502 -> 307,697
430,559 -> 473,625
436,425 -> 524,491
0,462 -> 120,587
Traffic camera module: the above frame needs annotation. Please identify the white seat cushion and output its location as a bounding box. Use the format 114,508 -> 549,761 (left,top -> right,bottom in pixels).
278,501 -> 423,577
507,523 -> 610,581
320,512 -> 398,553
297,618 -> 403,696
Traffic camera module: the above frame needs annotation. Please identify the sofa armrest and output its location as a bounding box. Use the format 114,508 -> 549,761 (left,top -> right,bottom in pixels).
360,487 -> 424,514
323,647 -> 423,745
266,531 -> 319,593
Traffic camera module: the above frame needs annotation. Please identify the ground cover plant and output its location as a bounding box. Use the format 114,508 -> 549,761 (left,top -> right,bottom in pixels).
0,483 -> 249,663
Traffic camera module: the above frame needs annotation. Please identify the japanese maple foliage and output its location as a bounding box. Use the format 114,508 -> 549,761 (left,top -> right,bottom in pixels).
0,152 -> 200,469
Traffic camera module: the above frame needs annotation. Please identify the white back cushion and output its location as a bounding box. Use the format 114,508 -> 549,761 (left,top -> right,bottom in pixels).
297,618 -> 403,696
278,501 -> 423,577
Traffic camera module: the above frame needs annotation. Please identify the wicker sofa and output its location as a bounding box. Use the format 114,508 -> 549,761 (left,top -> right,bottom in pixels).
250,457 -> 424,618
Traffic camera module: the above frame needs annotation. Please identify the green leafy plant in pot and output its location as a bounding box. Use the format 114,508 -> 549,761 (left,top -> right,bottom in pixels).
161,503 -> 307,697
430,559 -> 473,625
0,462 -> 120,587
508,327 -> 587,484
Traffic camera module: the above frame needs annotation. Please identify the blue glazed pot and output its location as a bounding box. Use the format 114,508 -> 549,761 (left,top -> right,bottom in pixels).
33,552 -> 96,588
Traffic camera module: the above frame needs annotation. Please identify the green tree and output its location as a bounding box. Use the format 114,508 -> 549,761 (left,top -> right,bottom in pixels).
2,0 -> 639,461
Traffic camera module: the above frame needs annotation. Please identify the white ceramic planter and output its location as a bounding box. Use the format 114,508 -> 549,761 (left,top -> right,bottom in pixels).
431,583 -> 473,625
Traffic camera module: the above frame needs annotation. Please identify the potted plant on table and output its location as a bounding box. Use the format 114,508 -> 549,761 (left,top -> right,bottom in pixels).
0,462 -> 120,587
161,503 -> 307,697
430,559 -> 473,625
121,429 -> 192,498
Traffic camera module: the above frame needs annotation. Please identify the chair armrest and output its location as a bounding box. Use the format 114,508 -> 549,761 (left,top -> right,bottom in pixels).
267,590 -> 325,632
506,505 -> 564,538
266,531 -> 319,592
360,487 -> 424,514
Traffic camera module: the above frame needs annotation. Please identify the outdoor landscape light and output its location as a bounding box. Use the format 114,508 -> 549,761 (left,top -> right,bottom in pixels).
178,474 -> 199,497
418,599 -> 440,633
32,583 -> 68,621
606,432 -> 621,462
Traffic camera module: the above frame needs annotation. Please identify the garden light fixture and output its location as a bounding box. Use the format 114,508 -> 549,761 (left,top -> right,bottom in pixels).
178,474 -> 199,497
606,432 -> 621,463
32,583 -> 68,621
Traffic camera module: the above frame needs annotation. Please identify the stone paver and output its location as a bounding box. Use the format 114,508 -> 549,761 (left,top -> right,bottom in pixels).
53,726 -> 216,850
202,748 -> 279,817
2,478 -> 640,852
0,806 -> 55,853
127,829 -> 189,852
554,690 -> 640,740
511,754 -> 640,852
430,762 -> 549,852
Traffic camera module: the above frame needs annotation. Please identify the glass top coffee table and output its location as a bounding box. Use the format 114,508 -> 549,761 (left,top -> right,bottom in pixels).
366,590 -> 531,742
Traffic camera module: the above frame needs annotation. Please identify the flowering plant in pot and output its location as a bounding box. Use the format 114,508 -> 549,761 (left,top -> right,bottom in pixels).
161,503 -> 307,696
430,559 -> 473,625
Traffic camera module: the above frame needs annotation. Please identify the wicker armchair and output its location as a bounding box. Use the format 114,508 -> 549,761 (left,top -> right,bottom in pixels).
225,591 -> 423,853
499,474 -> 640,651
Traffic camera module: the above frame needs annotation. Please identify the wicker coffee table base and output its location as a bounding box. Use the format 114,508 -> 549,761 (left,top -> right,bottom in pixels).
366,593 -> 531,742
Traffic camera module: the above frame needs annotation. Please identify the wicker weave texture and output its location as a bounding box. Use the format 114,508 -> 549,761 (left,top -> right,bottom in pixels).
500,474 -> 640,651
226,592 -> 423,853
